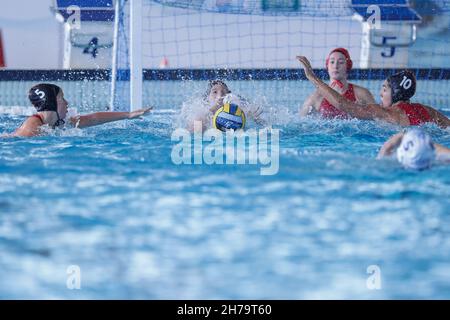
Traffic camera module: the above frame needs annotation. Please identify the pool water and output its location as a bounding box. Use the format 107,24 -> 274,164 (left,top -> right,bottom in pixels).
1,106 -> 450,299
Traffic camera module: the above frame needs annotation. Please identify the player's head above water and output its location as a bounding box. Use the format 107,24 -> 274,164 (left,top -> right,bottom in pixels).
396,128 -> 435,170
326,48 -> 353,81
388,70 -> 417,104
28,83 -> 69,125
205,80 -> 231,106
380,70 -> 416,108
29,83 -> 61,112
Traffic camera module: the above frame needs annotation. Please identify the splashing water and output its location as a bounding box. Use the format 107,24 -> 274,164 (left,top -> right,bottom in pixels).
1,97 -> 450,299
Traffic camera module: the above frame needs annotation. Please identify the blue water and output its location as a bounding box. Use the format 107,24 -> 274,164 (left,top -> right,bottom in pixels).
1,109 -> 450,299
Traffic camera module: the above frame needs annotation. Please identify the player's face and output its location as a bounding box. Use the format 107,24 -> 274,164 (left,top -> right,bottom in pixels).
380,80 -> 393,107
327,52 -> 348,81
56,90 -> 69,119
208,83 -> 229,106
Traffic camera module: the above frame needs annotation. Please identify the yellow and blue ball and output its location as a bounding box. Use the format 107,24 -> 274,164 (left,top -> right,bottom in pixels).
213,102 -> 246,131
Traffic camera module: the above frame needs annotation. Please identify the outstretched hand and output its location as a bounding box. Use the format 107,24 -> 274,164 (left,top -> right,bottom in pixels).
296,56 -> 316,81
377,132 -> 405,159
128,107 -> 153,119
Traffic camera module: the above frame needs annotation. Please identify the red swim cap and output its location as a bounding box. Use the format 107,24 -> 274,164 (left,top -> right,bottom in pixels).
325,48 -> 353,72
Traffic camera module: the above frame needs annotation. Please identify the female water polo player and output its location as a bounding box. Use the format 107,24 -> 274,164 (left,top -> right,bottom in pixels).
377,128 -> 450,170
183,80 -> 264,131
297,56 -> 450,128
299,48 -> 376,118
11,83 -> 152,137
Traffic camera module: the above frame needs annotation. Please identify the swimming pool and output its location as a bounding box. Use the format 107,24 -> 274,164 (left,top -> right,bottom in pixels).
1,87 -> 450,299
1,79 -> 450,112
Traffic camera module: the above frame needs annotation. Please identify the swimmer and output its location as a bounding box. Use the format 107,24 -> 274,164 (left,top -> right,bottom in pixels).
9,83 -> 152,137
297,56 -> 450,128
183,80 -> 264,131
377,128 -> 450,170
299,48 -> 376,119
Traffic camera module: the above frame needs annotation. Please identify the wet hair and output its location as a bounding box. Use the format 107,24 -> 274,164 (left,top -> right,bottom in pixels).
387,70 -> 416,104
28,83 -> 61,112
204,80 -> 231,100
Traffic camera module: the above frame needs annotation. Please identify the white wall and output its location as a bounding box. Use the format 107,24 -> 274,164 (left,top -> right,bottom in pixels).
0,0 -> 61,69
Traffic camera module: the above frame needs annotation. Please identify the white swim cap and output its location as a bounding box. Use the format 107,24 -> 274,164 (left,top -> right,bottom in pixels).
396,128 -> 435,170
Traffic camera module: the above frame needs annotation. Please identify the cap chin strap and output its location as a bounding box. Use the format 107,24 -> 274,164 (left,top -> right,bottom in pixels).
331,80 -> 345,89
53,111 -> 65,128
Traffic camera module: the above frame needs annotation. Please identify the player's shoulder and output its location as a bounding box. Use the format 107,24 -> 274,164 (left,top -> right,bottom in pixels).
351,83 -> 371,94
23,115 -> 44,127
13,115 -> 43,137
351,83 -> 375,102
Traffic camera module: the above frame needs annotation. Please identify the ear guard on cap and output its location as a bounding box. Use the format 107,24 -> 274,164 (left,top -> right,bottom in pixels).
28,83 -> 60,112
388,70 -> 416,104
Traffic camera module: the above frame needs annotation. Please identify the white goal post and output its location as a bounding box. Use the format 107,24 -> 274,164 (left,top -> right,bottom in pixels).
110,0 -> 142,112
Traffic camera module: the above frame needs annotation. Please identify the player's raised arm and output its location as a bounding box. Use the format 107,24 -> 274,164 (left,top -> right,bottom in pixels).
296,56 -> 399,124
